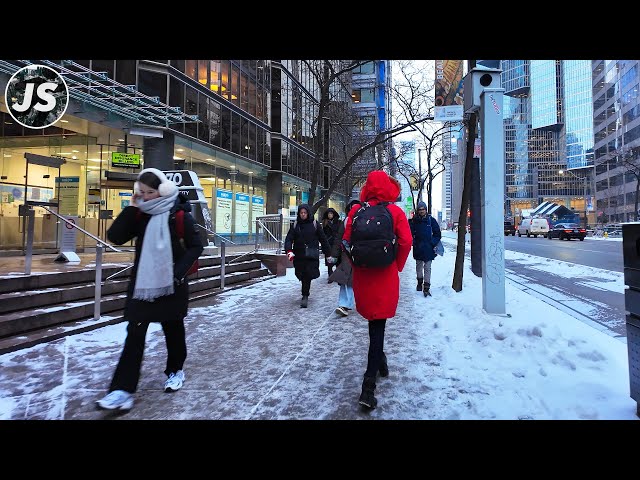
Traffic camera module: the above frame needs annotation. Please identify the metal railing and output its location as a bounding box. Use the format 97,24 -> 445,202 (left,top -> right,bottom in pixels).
26,205 -> 120,321
254,214 -> 284,253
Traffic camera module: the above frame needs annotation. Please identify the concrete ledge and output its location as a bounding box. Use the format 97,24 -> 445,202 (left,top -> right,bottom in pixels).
254,253 -> 291,276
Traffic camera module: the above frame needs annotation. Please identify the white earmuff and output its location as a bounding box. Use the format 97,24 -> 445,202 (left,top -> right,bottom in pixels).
137,168 -> 177,197
158,180 -> 177,196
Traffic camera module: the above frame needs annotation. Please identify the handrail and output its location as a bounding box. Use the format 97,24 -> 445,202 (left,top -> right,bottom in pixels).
195,223 -> 237,245
38,205 -> 120,252
227,247 -> 258,265
257,218 -> 280,243
105,264 -> 134,281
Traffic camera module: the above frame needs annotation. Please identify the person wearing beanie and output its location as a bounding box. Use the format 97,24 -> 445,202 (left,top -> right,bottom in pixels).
410,200 -> 442,297
96,167 -> 204,412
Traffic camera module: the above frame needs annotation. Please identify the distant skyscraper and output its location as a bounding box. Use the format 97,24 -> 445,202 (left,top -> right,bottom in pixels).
501,60 -> 594,224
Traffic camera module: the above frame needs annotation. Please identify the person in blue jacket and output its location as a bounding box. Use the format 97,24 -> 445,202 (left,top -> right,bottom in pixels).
410,201 -> 441,297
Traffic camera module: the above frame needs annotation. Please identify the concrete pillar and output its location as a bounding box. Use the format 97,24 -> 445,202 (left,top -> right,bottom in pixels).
266,171 -> 283,215
143,131 -> 175,170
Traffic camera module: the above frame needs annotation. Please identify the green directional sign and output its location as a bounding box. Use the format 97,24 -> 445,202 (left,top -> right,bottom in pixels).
111,152 -> 141,168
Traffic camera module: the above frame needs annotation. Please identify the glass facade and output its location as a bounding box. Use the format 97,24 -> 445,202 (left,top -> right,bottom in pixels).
563,61 -> 594,170
502,60 -> 595,224
531,60 -> 560,130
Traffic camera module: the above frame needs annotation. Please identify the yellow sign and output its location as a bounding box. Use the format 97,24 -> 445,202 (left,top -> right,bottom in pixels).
111,152 -> 141,168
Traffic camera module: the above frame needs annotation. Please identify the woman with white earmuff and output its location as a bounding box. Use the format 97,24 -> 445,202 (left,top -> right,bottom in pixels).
96,167 -> 203,413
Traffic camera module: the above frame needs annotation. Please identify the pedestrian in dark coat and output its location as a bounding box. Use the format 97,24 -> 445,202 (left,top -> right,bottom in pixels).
96,168 -> 203,413
343,172 -> 412,410
322,207 -> 341,277
284,203 -> 332,308
410,200 -> 442,296
329,199 -> 360,316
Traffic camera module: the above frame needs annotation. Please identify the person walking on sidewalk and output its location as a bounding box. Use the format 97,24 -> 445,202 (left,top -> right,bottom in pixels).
284,203 -> 333,308
343,172 -> 412,409
96,168 -> 203,412
322,207 -> 341,278
329,199 -> 360,316
410,201 -> 442,297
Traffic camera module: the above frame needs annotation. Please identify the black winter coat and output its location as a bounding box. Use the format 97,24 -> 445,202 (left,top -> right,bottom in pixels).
284,206 -> 331,282
328,219 -> 352,286
107,196 -> 204,323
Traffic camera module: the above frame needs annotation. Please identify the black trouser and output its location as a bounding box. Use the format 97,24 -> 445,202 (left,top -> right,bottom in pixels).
364,319 -> 387,378
301,277 -> 312,297
327,265 -> 334,275
109,319 -> 187,393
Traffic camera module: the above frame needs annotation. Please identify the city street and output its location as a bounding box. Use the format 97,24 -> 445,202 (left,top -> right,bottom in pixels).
503,235 -> 623,272
443,233 -> 626,339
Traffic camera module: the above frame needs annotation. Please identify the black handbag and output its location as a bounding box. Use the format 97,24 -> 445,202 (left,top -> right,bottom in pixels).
304,245 -> 320,259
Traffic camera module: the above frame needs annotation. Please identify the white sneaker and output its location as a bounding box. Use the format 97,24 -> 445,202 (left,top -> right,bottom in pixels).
335,307 -> 349,317
164,370 -> 185,392
96,390 -> 134,411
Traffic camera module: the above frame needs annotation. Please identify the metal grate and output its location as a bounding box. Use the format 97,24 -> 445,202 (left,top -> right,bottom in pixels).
0,60 -> 200,126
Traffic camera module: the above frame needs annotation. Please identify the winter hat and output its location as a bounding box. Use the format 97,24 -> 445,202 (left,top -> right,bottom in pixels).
135,168 -> 178,197
417,201 -> 427,210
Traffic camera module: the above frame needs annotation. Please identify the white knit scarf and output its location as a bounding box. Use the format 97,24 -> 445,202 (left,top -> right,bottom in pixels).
132,190 -> 179,301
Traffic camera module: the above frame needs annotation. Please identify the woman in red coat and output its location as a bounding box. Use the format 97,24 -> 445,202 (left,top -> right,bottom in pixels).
343,170 -> 412,409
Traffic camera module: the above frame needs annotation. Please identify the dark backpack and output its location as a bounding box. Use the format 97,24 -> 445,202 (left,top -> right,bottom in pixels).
136,208 -> 199,276
350,201 -> 396,268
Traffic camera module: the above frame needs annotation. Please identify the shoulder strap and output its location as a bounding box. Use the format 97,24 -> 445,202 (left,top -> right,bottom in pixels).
175,209 -> 185,240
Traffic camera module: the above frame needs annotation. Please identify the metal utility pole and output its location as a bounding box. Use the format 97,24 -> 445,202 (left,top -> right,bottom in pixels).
418,148 -> 422,204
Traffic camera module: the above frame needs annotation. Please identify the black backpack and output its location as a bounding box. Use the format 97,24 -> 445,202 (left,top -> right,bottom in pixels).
350,201 -> 396,267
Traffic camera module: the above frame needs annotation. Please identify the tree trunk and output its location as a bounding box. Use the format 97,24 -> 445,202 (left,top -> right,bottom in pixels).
452,113 -> 477,292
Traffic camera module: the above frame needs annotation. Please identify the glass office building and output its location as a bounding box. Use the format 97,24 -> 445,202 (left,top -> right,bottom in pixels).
0,60 -> 359,253
502,60 -> 594,224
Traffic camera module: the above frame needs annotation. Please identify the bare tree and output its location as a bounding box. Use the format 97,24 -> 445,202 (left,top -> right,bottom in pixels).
302,60 -> 435,215
594,145 -> 640,223
452,113 -> 477,292
392,60 -> 461,214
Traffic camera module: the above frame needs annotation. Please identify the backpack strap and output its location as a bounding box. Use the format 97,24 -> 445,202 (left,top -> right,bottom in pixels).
174,209 -> 185,240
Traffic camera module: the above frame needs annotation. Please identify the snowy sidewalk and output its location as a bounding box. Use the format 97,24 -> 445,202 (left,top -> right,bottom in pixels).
0,239 -> 637,419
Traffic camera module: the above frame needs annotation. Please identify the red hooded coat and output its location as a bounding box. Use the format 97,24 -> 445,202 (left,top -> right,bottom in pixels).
343,171 -> 412,320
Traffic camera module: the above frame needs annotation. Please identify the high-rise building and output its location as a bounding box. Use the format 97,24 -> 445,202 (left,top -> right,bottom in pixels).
592,60 -> 640,224
350,60 -> 392,190
395,140 -> 415,217
501,60 -> 594,224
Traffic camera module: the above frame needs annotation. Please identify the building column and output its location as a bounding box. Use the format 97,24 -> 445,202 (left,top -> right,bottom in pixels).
266,171 -> 283,215
143,132 -> 175,170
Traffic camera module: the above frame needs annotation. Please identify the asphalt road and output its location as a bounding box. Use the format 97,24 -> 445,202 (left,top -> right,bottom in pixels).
503,234 -> 623,272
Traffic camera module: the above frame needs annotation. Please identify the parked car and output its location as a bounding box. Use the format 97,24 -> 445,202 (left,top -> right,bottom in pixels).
547,223 -> 586,241
504,220 -> 516,236
517,218 -> 549,237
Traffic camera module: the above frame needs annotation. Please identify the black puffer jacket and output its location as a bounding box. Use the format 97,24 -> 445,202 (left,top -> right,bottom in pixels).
107,195 -> 204,323
322,208 -> 341,247
284,204 -> 331,282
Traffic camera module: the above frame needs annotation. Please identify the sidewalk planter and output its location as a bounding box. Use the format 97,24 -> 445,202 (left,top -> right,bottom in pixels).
622,223 -> 640,417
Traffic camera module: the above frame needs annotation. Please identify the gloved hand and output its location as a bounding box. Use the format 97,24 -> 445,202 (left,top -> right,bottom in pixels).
341,239 -> 351,251
287,251 -> 295,261
326,256 -> 337,264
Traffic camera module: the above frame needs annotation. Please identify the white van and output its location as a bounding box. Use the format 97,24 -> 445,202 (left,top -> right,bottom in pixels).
517,218 -> 549,237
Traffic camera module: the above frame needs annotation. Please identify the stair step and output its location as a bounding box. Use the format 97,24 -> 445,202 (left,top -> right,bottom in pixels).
0,272 -> 276,355
0,279 -> 130,314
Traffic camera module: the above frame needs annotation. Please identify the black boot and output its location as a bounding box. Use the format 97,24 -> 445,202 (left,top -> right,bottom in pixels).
358,375 -> 377,409
300,295 -> 308,308
423,282 -> 431,297
379,353 -> 389,378
416,278 -> 423,291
